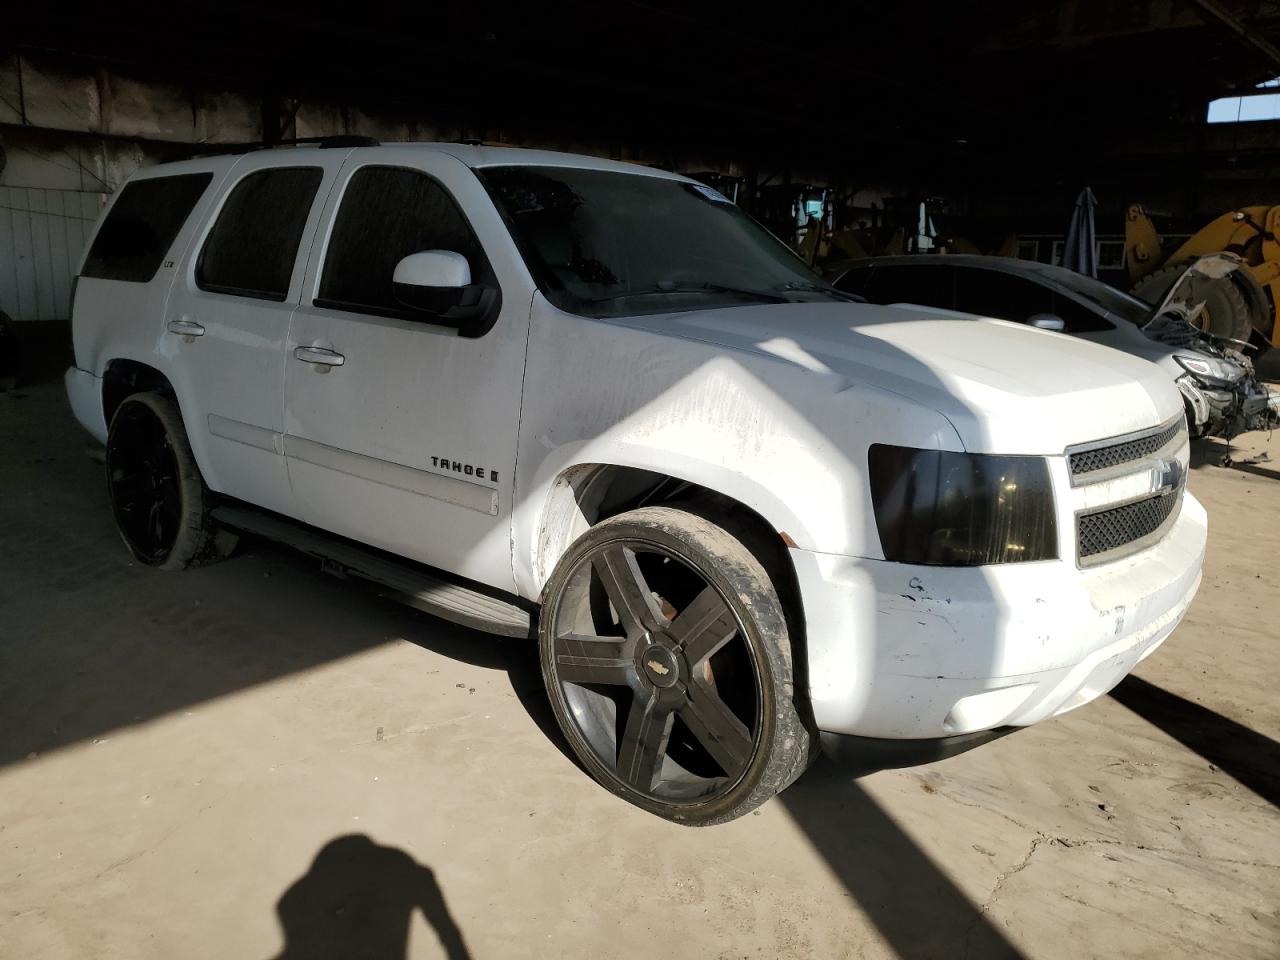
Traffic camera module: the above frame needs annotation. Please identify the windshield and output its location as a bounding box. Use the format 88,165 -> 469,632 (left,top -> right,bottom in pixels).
479,165 -> 853,318
1020,261 -> 1150,324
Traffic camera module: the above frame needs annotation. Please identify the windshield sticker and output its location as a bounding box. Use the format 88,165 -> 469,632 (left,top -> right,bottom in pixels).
691,183 -> 732,204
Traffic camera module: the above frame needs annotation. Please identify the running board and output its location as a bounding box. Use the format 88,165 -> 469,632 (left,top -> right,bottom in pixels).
211,506 -> 534,638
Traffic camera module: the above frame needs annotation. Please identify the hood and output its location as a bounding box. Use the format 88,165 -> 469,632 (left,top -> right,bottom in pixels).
608,301 -> 1182,455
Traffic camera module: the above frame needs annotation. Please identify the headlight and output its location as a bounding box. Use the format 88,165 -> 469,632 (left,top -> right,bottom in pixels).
1175,353 -> 1244,384
868,445 -> 1058,565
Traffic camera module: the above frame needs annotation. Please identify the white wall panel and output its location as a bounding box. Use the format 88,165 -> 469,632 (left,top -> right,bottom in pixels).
0,186 -> 105,321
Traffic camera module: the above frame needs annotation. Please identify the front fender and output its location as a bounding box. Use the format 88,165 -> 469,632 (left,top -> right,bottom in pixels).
511,300 -> 963,599
511,441 -> 817,598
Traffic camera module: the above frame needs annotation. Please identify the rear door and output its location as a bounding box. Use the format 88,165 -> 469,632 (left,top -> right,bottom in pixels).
282,150 -> 530,593
165,152 -> 346,518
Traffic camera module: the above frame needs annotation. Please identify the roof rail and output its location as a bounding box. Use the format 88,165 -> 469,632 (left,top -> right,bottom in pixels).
183,135 -> 380,158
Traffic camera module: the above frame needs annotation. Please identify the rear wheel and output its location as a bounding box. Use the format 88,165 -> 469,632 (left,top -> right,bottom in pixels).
105,392 -> 236,570
539,506 -> 812,825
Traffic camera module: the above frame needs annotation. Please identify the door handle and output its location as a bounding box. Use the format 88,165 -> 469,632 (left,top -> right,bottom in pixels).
166,318 -> 205,339
294,346 -> 345,368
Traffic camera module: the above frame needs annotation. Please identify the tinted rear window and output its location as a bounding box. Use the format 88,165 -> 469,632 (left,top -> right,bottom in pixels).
82,173 -> 213,283
197,167 -> 323,301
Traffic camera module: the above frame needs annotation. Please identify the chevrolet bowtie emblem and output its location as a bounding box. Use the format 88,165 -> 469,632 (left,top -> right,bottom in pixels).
646,659 -> 671,676
1151,458 -> 1183,496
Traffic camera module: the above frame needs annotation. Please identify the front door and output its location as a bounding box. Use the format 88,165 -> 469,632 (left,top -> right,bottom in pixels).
283,149 -> 531,593
165,151 -> 346,518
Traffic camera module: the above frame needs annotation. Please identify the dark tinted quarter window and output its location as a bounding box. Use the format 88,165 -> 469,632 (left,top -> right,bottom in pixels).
832,265 -> 875,296
197,167 -> 322,301
1050,292 -> 1114,332
954,269 -> 1054,322
318,166 -> 488,317
82,173 -> 212,282
862,264 -> 955,310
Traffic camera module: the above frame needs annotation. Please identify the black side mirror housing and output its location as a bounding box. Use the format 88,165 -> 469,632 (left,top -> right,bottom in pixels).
394,281 -> 498,336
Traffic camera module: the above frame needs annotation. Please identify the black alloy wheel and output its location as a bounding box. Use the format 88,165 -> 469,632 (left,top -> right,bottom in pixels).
108,399 -> 184,563
105,392 -> 234,570
540,506 -> 811,825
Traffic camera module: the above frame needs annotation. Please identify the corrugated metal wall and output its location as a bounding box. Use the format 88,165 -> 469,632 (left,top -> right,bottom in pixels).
0,187 -> 106,322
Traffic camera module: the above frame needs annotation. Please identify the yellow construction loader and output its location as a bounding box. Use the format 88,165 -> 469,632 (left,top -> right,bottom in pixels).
1124,204 -> 1280,350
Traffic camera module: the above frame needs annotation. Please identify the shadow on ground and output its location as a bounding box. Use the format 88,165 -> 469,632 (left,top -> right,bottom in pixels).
1223,458 -> 1280,483
1109,674 -> 1280,807
0,376 -> 571,769
0,318 -> 72,389
376,587 -> 581,771
270,834 -> 472,960
781,754 -> 1025,959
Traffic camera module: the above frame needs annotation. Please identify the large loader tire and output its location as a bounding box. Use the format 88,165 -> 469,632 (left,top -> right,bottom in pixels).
1133,258 -> 1254,343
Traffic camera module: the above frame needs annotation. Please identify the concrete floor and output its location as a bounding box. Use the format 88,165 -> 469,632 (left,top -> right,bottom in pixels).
1,379 -> 1277,960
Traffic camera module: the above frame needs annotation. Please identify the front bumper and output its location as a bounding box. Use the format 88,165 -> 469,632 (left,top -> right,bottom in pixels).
1194,377 -> 1280,437
1176,375 -> 1210,433
65,366 -> 107,444
792,492 -> 1207,739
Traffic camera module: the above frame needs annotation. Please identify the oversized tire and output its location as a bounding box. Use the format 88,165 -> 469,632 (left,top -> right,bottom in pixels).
105,392 -> 236,570
539,505 -> 813,825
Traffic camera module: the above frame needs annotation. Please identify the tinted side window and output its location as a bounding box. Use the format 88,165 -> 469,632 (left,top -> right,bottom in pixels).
862,264 -> 955,310
831,265 -> 875,296
318,166 -> 489,317
82,173 -> 213,282
1050,292 -> 1114,332
954,269 -> 1054,322
197,167 -> 322,301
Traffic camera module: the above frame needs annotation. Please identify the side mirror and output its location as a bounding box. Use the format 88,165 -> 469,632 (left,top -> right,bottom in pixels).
1028,313 -> 1065,332
392,250 -> 496,334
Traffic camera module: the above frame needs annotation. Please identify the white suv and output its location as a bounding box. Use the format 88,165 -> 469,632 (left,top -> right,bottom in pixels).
66,141 -> 1207,824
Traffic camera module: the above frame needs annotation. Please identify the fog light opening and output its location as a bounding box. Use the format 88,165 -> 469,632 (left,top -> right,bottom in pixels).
943,683 -> 1038,735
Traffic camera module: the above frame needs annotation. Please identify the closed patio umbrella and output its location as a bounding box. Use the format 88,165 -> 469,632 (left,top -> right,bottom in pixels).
1062,187 -> 1098,278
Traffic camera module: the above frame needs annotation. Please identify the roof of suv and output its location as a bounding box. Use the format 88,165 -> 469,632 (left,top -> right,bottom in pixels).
421,143 -> 691,179
137,142 -> 693,183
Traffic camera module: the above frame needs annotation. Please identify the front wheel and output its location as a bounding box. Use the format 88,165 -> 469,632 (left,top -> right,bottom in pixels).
539,506 -> 812,825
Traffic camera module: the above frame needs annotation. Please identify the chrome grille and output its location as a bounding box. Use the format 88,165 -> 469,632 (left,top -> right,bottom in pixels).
1077,486 -> 1183,564
1069,414 -> 1189,565
1068,418 -> 1184,480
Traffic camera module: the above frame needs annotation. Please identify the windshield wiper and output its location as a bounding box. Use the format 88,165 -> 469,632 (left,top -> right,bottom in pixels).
589,282 -> 788,305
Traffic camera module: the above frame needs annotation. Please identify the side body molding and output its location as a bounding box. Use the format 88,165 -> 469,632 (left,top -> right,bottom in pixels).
207,414 -> 499,516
